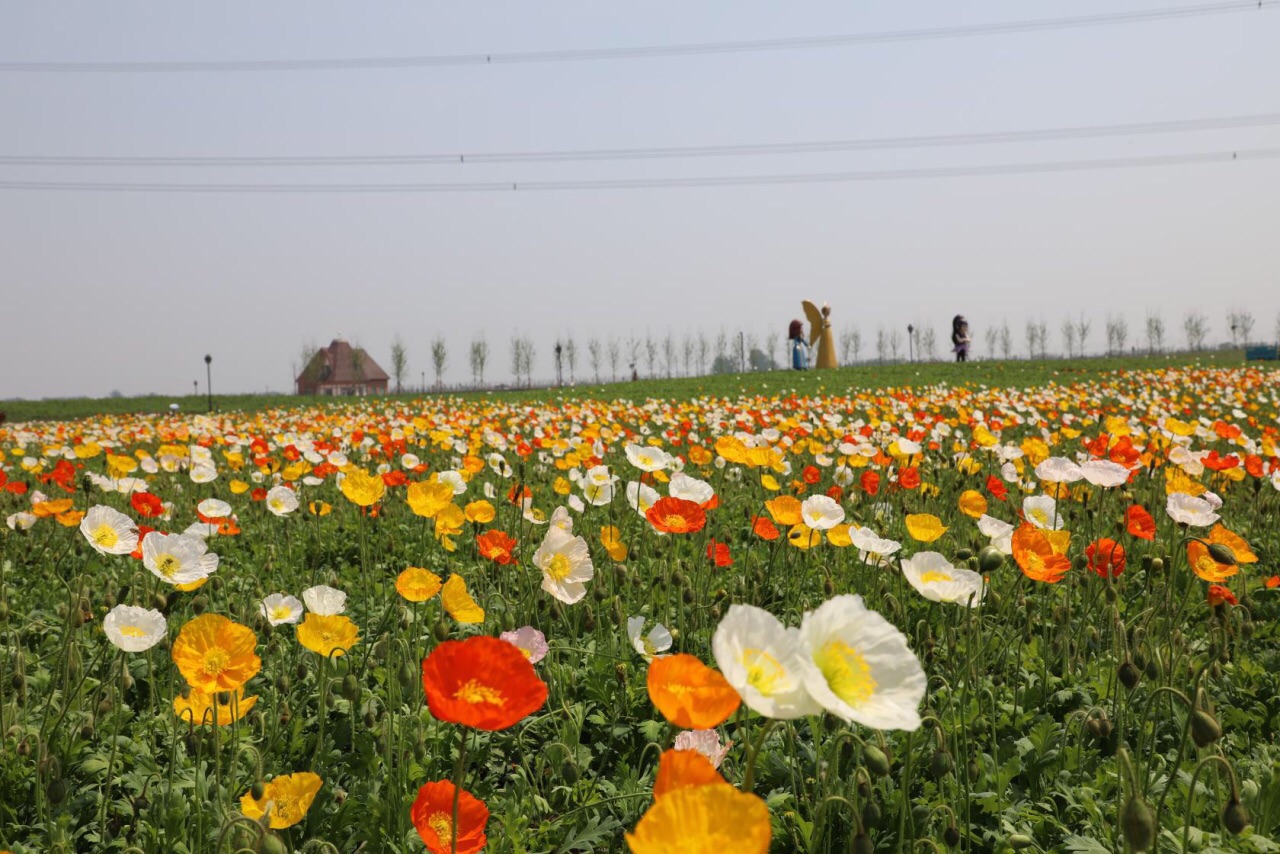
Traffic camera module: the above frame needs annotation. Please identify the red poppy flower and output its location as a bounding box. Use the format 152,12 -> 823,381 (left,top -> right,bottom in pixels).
985,475 -> 1008,502
421,636 -> 548,731
898,467 -> 921,490
1108,437 -> 1141,468
860,471 -> 880,496
382,470 -> 408,487
506,484 -> 532,506
1266,576 -> 1280,589
131,492 -> 165,518
130,525 -> 156,560
1245,455 -> 1265,478
706,540 -> 732,567
1207,585 -> 1237,607
7,481 -> 30,496
1086,433 -> 1111,458
825,485 -> 844,502
476,530 -> 518,565
411,780 -> 489,854
250,488 -> 267,502
1085,538 -> 1126,578
646,497 -> 707,534
1125,505 -> 1156,541
1202,451 -> 1240,472
801,465 -> 821,485
751,516 -> 780,541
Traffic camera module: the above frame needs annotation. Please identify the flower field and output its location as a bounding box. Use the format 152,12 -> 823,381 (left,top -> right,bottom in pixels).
2,363 -> 1279,852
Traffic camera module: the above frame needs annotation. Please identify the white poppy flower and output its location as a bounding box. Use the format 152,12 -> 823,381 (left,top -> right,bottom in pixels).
624,444 -> 672,472
533,526 -> 594,604
80,505 -> 140,555
265,486 -> 299,516
673,730 -> 732,769
626,481 -> 660,516
141,532 -> 219,585
260,593 -> 304,625
668,472 -> 714,506
801,495 -> 845,530
302,584 -> 347,615
1035,457 -> 1083,483
1166,492 -> 1219,527
712,604 -> 820,720
1021,495 -> 1062,530
197,498 -> 232,518
436,470 -> 467,495
900,552 -> 985,607
1080,460 -> 1129,488
627,616 -> 673,660
795,595 -> 926,730
103,605 -> 167,652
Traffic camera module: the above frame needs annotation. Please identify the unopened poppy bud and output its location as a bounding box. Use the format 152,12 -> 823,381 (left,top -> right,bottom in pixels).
1190,709 -> 1223,748
852,833 -> 874,854
955,548 -> 973,561
1150,557 -> 1164,573
823,579 -> 836,597
275,674 -> 290,693
615,663 -> 627,687
1118,660 -> 1142,691
1009,834 -> 1035,849
978,546 -> 1004,573
1121,795 -> 1156,851
45,777 -> 67,805
1072,554 -> 1089,571
931,750 -> 954,779
944,822 -> 961,847
11,672 -> 25,691
863,745 -> 891,777
362,709 -> 377,729
1206,542 -> 1237,565
1223,796 -> 1251,834
341,673 -> 360,701
259,833 -> 288,854
433,621 -> 450,642
861,799 -> 881,828
561,760 -> 580,784
251,780 -> 266,800
191,595 -> 208,615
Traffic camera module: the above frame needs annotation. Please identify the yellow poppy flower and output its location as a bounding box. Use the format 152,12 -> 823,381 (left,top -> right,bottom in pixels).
396,567 -> 443,603
626,784 -> 770,853
957,490 -> 987,519
296,613 -> 360,657
240,772 -> 323,829
905,514 -> 948,543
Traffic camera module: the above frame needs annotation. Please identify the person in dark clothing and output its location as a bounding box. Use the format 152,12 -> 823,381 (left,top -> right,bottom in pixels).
951,315 -> 972,363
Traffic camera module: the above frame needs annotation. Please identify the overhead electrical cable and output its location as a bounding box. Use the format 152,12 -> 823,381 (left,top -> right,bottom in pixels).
2,2 -> 1275,73
0,148 -> 1274,193
2,113 -> 1278,167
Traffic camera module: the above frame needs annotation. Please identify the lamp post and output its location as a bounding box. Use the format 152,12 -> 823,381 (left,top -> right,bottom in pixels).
204,354 -> 212,412
907,324 -> 915,363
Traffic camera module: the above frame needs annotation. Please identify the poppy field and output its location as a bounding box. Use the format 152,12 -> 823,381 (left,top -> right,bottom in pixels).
2,362 -> 1280,852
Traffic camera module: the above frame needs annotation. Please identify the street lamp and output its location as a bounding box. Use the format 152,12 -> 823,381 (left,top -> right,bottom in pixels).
204,354 -> 213,412
907,324 -> 915,363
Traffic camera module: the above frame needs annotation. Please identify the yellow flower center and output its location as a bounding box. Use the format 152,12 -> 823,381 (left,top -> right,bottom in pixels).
664,514 -> 688,531
92,524 -> 119,548
454,678 -> 505,706
269,606 -> 292,622
202,649 -> 229,676
642,637 -> 658,657
919,570 -> 952,583
546,554 -> 572,582
271,794 -> 299,825
741,648 -> 787,697
1030,508 -> 1049,525
428,811 -> 453,841
155,553 -> 181,579
120,625 -> 147,638
815,640 -> 877,708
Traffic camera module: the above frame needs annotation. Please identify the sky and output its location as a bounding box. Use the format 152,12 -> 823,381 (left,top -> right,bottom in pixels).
2,2 -> 1278,399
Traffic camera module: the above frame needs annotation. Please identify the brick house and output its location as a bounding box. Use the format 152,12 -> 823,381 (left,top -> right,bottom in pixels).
296,338 -> 390,396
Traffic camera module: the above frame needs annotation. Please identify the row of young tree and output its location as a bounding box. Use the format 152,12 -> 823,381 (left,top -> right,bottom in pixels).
374,308 -> 1276,391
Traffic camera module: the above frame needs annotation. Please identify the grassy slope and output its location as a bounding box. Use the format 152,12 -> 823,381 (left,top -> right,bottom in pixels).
3,351 -> 1269,424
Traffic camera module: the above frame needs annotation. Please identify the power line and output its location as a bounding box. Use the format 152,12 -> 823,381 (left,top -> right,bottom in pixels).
3,113 -> 1278,167
0,148 -> 1273,193
3,2 -> 1275,73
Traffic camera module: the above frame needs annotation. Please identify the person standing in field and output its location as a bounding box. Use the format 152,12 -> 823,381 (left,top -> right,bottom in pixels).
951,315 -> 972,363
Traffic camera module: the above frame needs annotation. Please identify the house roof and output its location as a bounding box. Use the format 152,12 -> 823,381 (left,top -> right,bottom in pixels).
298,338 -> 390,385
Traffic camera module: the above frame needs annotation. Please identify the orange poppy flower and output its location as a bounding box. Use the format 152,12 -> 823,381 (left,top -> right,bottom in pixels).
171,614 -> 261,694
476,530 -> 518,565
1085,538 -> 1126,578
860,471 -> 881,496
420,636 -> 548,731
1207,585 -> 1237,607
898,467 -> 921,490
751,516 -> 780,541
706,540 -> 732,567
131,492 -> 165,518
646,654 -> 740,730
1011,523 -> 1071,584
1187,540 -> 1238,583
985,474 -> 1008,502
764,495 -> 802,527
411,780 -> 489,854
1265,575 -> 1280,589
646,496 -> 707,534
1125,505 -> 1156,541
653,748 -> 727,799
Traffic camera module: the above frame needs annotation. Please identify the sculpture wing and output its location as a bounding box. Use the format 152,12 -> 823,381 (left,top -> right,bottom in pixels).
802,300 -> 824,346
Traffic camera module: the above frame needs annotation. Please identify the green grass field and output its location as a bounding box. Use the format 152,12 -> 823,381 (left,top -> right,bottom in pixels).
3,351 -> 1265,423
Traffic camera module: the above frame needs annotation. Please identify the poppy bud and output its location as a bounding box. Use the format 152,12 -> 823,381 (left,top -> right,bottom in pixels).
275,674 -> 290,693
823,579 -> 836,597
1121,795 -> 1156,851
1009,834 -> 1034,849
341,673 -> 360,702
1072,554 -> 1089,571
1190,709 -> 1223,748
362,709 -> 377,729
614,565 -> 628,583
11,672 -> 25,691
852,833 -> 874,854
153,592 -> 169,611
279,701 -> 291,724
1222,796 -> 1250,834
295,662 -> 308,682
80,717 -> 95,740
561,760 -> 580,785
1150,557 -> 1164,573
191,595 -> 208,615
931,750 -> 954,779
70,609 -> 85,628
681,589 -> 695,605
863,745 -> 891,777
251,780 -> 266,800
1118,660 -> 1141,691
1206,543 -> 1238,566
397,663 -> 415,693
967,758 -> 981,780
1087,714 -> 1113,740
433,621 -> 450,642
615,663 -> 627,688
46,777 -> 67,805
977,546 -> 1004,573
592,586 -> 607,603
944,822 -> 961,847
861,799 -> 881,828
259,834 -> 289,854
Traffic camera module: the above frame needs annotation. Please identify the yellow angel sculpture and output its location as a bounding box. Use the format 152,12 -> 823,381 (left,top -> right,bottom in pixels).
803,301 -> 837,369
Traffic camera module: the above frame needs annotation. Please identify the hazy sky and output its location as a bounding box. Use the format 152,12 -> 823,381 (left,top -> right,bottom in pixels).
3,2 -> 1278,399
